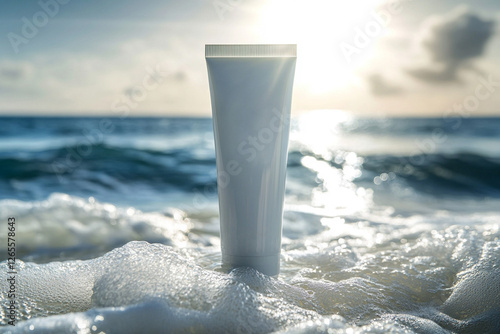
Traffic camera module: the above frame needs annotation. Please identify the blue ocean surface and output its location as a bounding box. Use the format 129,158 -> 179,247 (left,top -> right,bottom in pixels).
0,111 -> 499,333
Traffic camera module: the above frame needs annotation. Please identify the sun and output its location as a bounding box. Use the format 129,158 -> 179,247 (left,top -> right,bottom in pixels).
257,0 -> 386,93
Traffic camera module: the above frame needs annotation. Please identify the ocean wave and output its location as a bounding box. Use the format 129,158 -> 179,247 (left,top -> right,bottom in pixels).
360,152 -> 500,197
0,193 -> 199,262
1,220 -> 499,333
3,142 -> 500,208
0,143 -> 218,202
340,117 -> 500,138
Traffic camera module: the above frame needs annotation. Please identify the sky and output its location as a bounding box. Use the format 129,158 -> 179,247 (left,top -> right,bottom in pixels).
0,0 -> 499,117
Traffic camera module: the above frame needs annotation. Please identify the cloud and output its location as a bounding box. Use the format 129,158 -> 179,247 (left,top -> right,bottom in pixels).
407,64 -> 458,83
0,39 -> 198,114
0,61 -> 32,84
408,6 -> 496,83
122,69 -> 188,100
172,70 -> 187,82
367,74 -> 403,96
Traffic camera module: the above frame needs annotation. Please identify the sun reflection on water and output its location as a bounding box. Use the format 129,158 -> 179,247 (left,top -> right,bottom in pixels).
292,109 -> 353,160
291,110 -> 372,215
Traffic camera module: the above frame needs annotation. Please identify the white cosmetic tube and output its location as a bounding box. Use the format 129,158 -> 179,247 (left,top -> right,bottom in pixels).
205,44 -> 297,276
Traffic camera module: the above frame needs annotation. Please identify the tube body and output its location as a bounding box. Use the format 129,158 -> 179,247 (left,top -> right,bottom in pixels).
206,44 -> 296,276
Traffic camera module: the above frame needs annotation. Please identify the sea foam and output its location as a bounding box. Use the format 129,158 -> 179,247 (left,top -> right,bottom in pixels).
1,194 -> 500,333
1,231 -> 500,333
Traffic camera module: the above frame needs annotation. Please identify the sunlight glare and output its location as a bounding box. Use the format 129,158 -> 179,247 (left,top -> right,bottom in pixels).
293,109 -> 352,160
258,0 -> 385,93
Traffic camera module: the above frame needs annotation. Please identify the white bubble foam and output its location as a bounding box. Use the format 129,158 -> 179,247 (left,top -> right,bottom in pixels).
2,242 -> 319,333
0,194 -> 194,260
1,195 -> 500,333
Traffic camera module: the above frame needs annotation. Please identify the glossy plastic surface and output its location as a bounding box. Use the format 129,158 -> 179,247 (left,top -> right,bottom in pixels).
206,50 -> 296,276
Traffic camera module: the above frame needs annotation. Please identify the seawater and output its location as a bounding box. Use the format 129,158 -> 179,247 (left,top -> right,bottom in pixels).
0,111 -> 499,333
